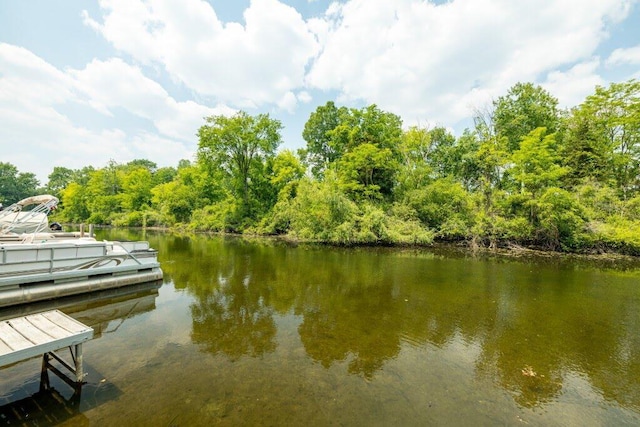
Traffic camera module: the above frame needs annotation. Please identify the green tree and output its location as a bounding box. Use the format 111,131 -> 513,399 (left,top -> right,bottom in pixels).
472,120 -> 509,211
510,128 -> 567,198
59,182 -> 90,222
329,104 -> 403,158
197,111 -> 283,219
404,178 -> 475,239
337,143 -> 397,201
0,162 -> 39,204
561,112 -> 612,186
578,79 -> 640,199
45,167 -> 74,197
268,150 -> 305,193
396,126 -> 434,196
152,163 -> 219,224
120,167 -> 153,211
301,101 -> 347,177
493,82 -> 561,152
126,159 -> 157,172
152,166 -> 177,186
82,163 -> 124,223
301,103 -> 403,179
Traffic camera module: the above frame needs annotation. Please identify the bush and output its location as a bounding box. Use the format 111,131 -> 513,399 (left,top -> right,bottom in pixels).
190,198 -> 240,232
405,178 -> 474,239
536,187 -> 587,250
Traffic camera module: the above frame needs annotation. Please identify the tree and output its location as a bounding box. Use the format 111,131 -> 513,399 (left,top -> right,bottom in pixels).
337,143 -> 397,200
471,119 -> 509,212
301,101 -> 346,177
268,150 -> 305,193
396,126 -> 435,196
511,128 -> 567,197
577,79 -> 640,199
329,104 -> 403,158
126,159 -> 158,172
83,166 -> 123,223
45,167 -> 74,197
493,83 -> 561,152
197,111 -> 283,218
120,167 -> 153,211
561,112 -> 612,186
152,164 -> 214,224
59,182 -> 90,222
301,103 -> 404,179
152,166 -> 177,186
0,162 -> 39,204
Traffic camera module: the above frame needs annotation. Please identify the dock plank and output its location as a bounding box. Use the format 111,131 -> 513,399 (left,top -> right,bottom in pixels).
26,314 -> 73,340
42,311 -> 90,334
0,322 -> 33,352
8,317 -> 53,346
0,310 -> 93,368
0,339 -> 12,355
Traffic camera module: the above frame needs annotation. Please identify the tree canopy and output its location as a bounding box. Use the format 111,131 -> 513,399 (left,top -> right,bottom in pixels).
4,78 -> 638,255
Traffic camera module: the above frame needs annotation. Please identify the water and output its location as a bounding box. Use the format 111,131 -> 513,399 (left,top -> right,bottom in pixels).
1,231 -> 640,426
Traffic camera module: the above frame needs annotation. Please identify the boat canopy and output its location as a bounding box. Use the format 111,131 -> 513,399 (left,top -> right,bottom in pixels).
0,195 -> 59,235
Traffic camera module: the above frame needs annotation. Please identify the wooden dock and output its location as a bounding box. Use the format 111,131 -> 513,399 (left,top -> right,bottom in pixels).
0,310 -> 93,383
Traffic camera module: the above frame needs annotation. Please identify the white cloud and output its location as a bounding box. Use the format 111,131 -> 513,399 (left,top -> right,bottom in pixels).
306,0 -> 634,126
83,0 -> 320,108
69,58 -> 232,140
0,43 -> 227,182
606,44 -> 640,65
297,91 -> 312,104
277,91 -> 299,113
3,0 -> 639,185
543,59 -> 605,109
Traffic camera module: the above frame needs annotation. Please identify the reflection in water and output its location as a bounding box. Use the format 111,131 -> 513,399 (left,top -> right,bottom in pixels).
31,230 -> 638,424
0,281 -> 155,425
0,371 -> 85,426
160,235 -> 640,412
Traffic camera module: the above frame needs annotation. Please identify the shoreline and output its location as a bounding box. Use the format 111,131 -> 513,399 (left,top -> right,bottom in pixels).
81,224 -> 640,265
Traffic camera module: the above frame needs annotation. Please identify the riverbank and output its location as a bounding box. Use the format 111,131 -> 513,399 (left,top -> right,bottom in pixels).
87,223 -> 640,267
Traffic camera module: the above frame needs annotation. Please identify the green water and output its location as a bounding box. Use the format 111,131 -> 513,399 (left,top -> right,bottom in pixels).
1,231 -> 640,426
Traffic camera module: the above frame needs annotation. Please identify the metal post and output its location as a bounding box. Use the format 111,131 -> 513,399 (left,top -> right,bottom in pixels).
40,353 -> 51,391
74,344 -> 83,382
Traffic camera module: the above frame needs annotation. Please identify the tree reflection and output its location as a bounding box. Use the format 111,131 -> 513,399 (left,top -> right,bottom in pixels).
184,237 -> 278,360
297,284 -> 403,378
109,231 -> 640,411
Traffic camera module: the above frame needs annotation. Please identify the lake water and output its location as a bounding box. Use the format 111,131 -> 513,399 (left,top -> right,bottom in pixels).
1,231 -> 640,426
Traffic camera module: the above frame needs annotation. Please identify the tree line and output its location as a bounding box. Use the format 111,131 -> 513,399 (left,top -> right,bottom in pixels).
2,79 -> 639,254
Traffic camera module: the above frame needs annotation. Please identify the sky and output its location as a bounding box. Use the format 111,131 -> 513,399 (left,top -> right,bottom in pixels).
1,0 -> 639,184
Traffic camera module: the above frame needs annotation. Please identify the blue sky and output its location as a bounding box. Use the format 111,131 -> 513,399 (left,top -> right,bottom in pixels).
1,0 -> 639,183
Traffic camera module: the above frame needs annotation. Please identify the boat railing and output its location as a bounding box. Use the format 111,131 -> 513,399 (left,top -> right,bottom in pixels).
110,242 -> 143,266
0,196 -> 59,235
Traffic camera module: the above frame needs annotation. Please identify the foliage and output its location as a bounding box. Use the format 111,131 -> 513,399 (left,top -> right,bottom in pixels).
45,167 -> 74,199
262,174 -> 432,245
300,101 -> 346,177
0,162 -> 39,204
337,143 -> 397,201
152,163 -> 218,225
577,79 -> 640,199
493,82 -> 561,152
197,111 -> 283,219
510,128 -> 567,197
536,188 -> 586,250
190,197 -> 239,233
404,178 -> 475,239
2,80 -> 638,254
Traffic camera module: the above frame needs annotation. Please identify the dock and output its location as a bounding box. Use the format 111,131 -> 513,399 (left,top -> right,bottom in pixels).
0,310 -> 93,383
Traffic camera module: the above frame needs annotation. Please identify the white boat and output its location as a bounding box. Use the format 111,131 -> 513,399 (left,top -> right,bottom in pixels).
0,195 -> 163,308
0,194 -> 58,234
